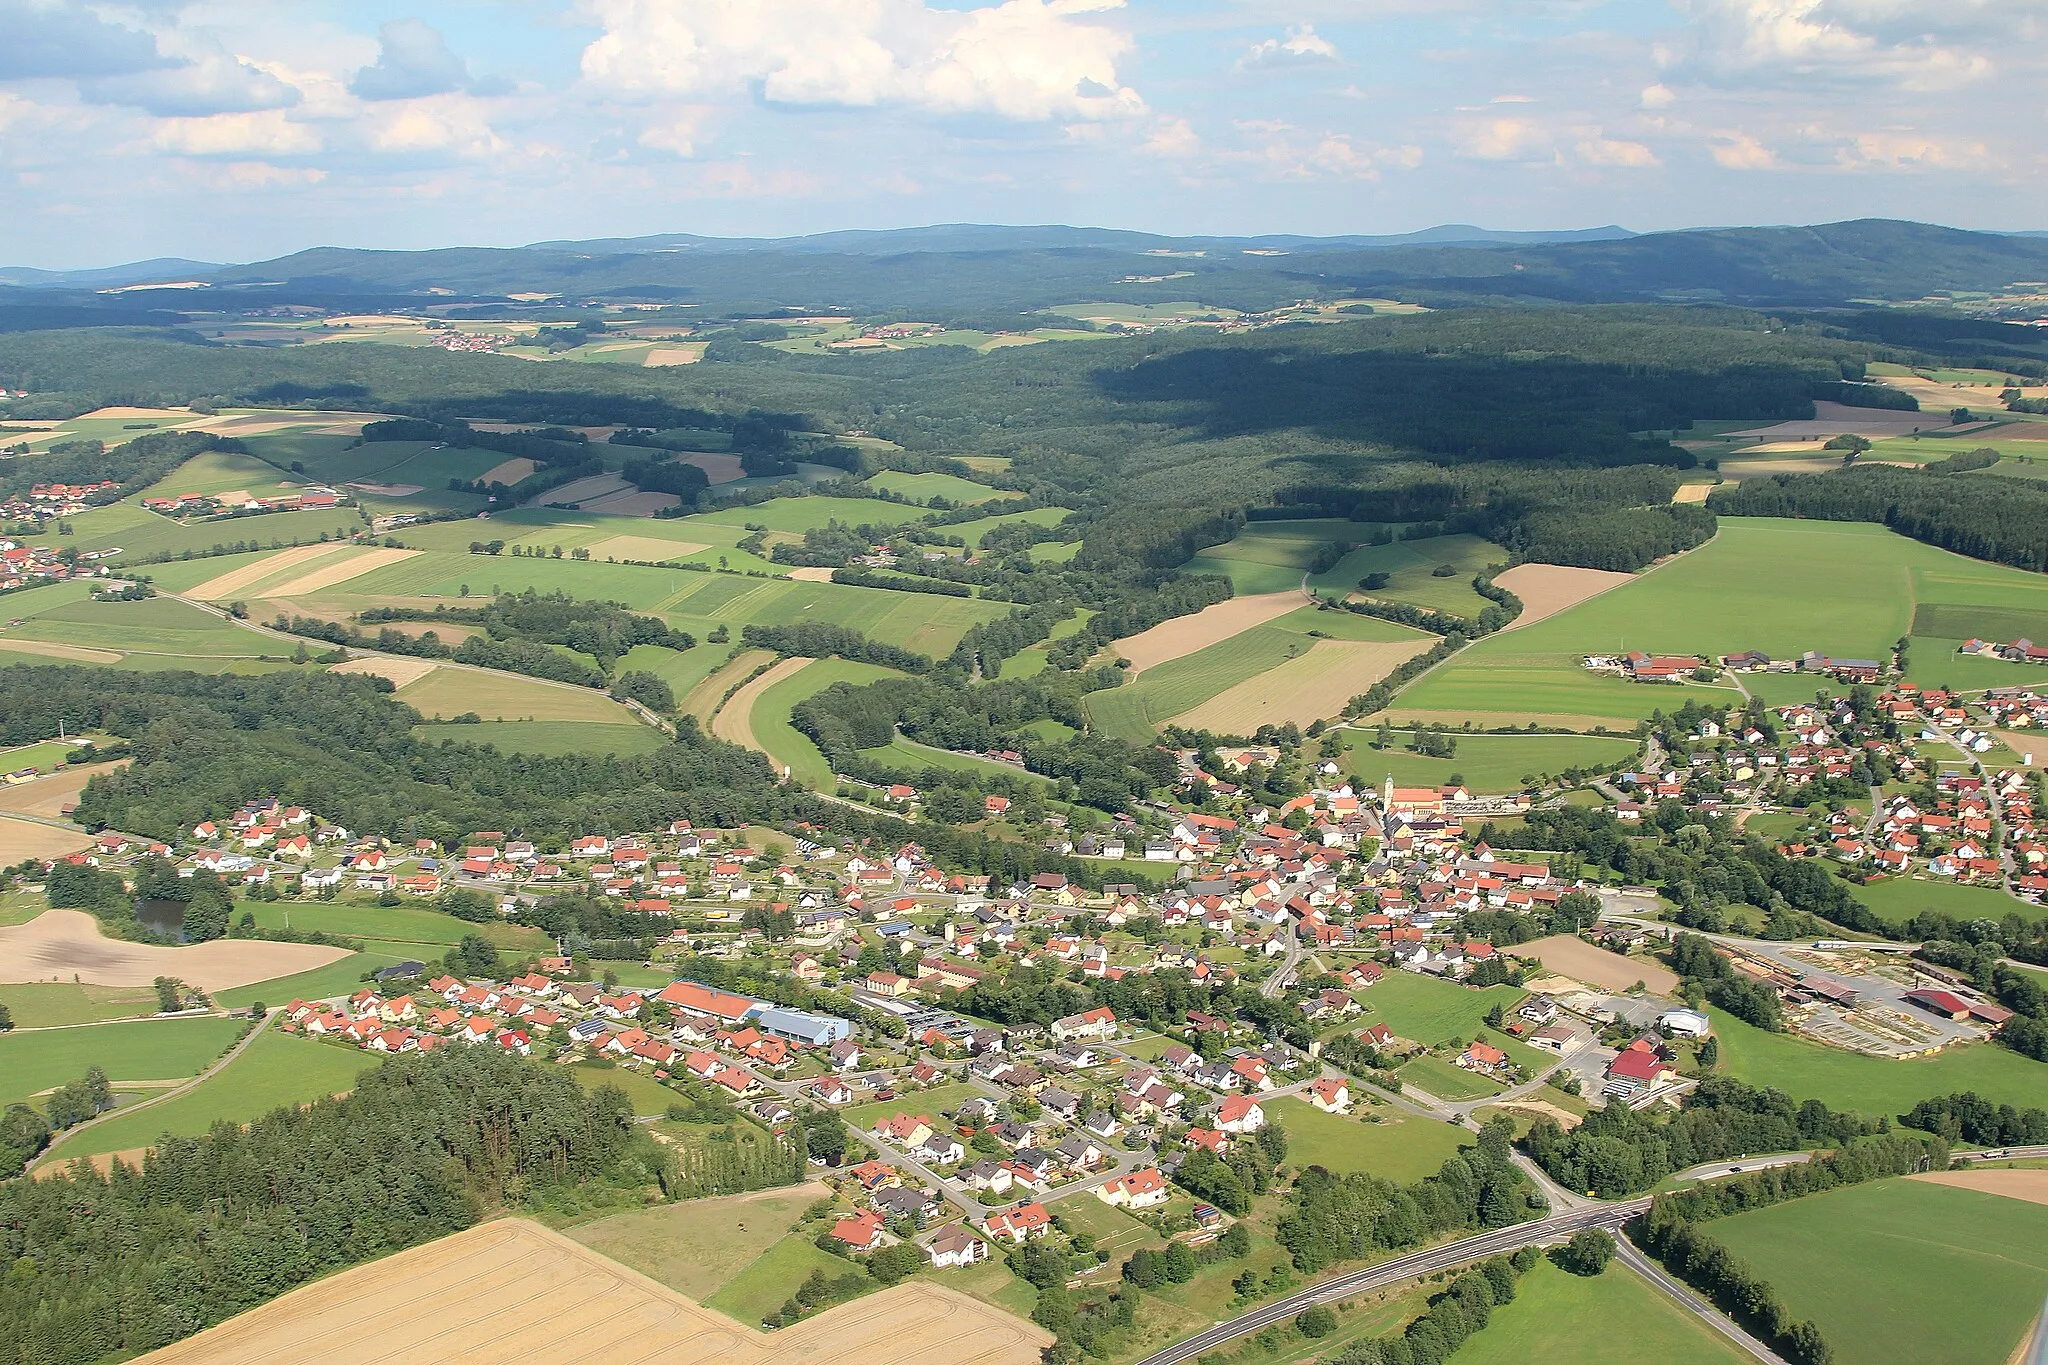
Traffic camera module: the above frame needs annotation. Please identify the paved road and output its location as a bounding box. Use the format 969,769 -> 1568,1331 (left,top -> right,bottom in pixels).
1259,922 -> 1305,1000
1131,1201 -> 1650,1365
1615,1233 -> 1787,1364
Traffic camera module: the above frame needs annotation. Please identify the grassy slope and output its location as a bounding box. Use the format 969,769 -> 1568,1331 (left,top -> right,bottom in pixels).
1445,1260 -> 1748,1365
57,1030 -> 372,1157
1337,729 -> 1639,792
1266,1096 -> 1472,1183
0,1016 -> 244,1109
745,657 -> 902,788
1400,520 -> 2048,725
704,1233 -> 859,1326
565,1184 -> 819,1300
214,951 -> 399,1009
1710,1178 -> 2048,1365
0,983 -> 160,1027
1713,1010 -> 2048,1114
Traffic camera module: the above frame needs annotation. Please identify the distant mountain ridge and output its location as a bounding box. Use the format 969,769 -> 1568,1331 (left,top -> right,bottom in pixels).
3,219 -> 2046,315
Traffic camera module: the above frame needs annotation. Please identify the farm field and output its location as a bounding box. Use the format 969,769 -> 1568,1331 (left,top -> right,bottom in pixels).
127,1217 -> 1050,1365
1264,1096 -> 1472,1183
213,950 -> 399,1009
0,1015 -> 243,1110
1335,729 -> 1638,793
0,582 -> 271,660
0,909 -> 349,991
1109,591 -> 1305,675
1847,872 -> 2041,925
62,500 -> 365,563
1443,1260 -> 1748,1365
1088,606 -> 1433,742
1309,535 -> 1504,618
0,817 -> 90,864
566,1183 -> 828,1300
568,1062 -> 680,1117
413,719 -> 672,756
1172,637 -> 1434,733
0,981 -> 160,1027
730,657 -> 902,787
1349,967 -> 1526,1049
864,471 -> 999,504
703,1232 -> 859,1326
1709,1177 -> 2048,1365
395,667 -> 646,724
1397,520 -> 2048,729
1712,1010 -> 2048,1114
56,1029 -> 373,1159
1489,563 -> 1635,629
242,902 -> 550,956
1505,935 -> 1678,994
0,761 -> 124,819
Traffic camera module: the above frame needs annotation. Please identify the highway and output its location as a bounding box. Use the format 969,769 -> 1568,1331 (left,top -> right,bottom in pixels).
1130,1201 -> 1649,1365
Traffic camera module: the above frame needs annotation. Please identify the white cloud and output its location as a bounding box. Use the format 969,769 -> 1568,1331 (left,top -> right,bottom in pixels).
1577,136 -> 1660,167
1708,131 -> 1782,168
1640,83 -> 1676,108
1239,24 -> 1341,68
351,19 -> 505,102
149,109 -> 319,157
579,0 -> 1144,122
1139,115 -> 1200,158
1839,131 -> 1994,170
1453,117 -> 1551,162
1665,0 -> 1997,90
79,47 -> 300,117
0,1 -> 168,79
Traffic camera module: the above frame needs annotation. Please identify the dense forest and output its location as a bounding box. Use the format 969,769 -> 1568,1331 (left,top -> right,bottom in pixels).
0,1048 -> 655,1365
1710,464 -> 2048,572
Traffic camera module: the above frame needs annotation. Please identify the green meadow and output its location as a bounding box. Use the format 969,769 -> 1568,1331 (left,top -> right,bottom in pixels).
742,657 -> 903,787
1185,521 -> 1500,619
214,952 -> 400,1010
0,1016 -> 244,1110
56,1031 -> 374,1158
1710,1178 -> 2048,1365
1398,520 -> 2048,728
0,983 -> 160,1028
1264,1096 -> 1473,1183
1444,1260 -> 1748,1365
1847,873 -> 2042,925
1713,1011 -> 2048,1114
863,470 -> 999,504
1337,729 -> 1639,792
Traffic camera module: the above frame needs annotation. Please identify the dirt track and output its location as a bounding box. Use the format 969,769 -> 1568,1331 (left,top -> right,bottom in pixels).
713,657 -> 811,760
0,910 -> 347,991
132,1218 -> 1051,1365
1112,591 -> 1302,677
1492,563 -> 1635,630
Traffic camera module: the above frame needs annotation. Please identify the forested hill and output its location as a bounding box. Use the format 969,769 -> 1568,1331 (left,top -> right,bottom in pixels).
10,218 -> 2046,315
0,307 -> 1901,506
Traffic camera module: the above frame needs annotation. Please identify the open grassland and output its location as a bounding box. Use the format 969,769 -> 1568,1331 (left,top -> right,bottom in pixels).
703,1233 -> 856,1327
0,909 -> 349,991
616,641 -> 731,697
396,667 -> 644,723
1710,1178 -> 2048,1365
0,739 -> 90,773
566,1183 -> 829,1301
1443,1260 -> 1748,1365
1847,872 -> 2042,925
136,448 -> 298,500
843,1082 -> 986,1130
131,1217 -> 1050,1365
1336,729 -> 1636,792
243,902 -> 549,956
57,1030 -> 373,1158
858,736 -> 1052,788
213,950 -> 397,1009
1361,971 -> 1535,1056
865,471 -> 999,504
739,657 -> 902,788
258,546 -> 419,597
1712,1010 -> 2048,1114
1310,535 -> 1503,618
413,719 -> 671,756
1171,637 -> 1433,732
1399,520 -> 2048,729
1,583 -> 266,658
1265,1096 -> 1472,1182
62,500 -> 364,563
0,982 -> 160,1027
0,1015 -> 243,1109
1090,606 -> 1430,741
185,542 -> 352,599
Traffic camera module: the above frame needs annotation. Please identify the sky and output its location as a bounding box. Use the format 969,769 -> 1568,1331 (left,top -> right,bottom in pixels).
2,0 -> 2043,268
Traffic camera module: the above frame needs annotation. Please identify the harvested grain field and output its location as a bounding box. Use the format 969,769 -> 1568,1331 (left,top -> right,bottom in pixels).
677,451 -> 746,483
535,473 -> 630,507
685,650 -> 774,724
398,669 -> 633,723
713,657 -> 812,753
1909,1169 -> 2048,1207
0,909 -> 347,991
579,489 -> 681,516
1725,401 -> 1943,440
1508,934 -> 1678,995
133,1218 -> 1050,1365
1672,483 -> 1714,504
330,656 -> 439,687
1492,563 -> 1635,630
0,637 -> 122,664
785,565 -> 836,581
260,547 -> 420,598
0,817 -> 90,864
587,535 -> 708,564
0,762 -> 124,818
1172,638 -> 1431,732
1484,1099 -> 1584,1131
644,345 -> 706,366
33,1147 -> 151,1181
187,543 -> 350,600
1112,591 -> 1303,677
478,457 -> 539,486
1375,706 -> 1644,732
376,620 -> 481,644
347,481 -> 425,496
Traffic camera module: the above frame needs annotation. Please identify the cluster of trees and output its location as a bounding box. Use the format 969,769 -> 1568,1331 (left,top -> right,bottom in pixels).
1174,1122 -> 1289,1215
1636,1131 -> 1951,1365
0,1103 -> 51,1176
1669,932 -> 1785,1031
1122,1222 -> 1251,1290
1276,1120 -> 1535,1274
0,430 -> 234,504
740,621 -> 933,674
0,1048 -> 654,1365
1711,464 -> 2048,574
1320,1252 -> 1533,1365
1520,1076 -> 1883,1197
660,1122 -> 804,1199
620,455 -> 711,499
1902,1091 -> 2048,1146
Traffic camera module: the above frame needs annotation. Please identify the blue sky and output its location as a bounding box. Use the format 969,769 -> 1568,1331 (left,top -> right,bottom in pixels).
2,0 -> 2041,267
